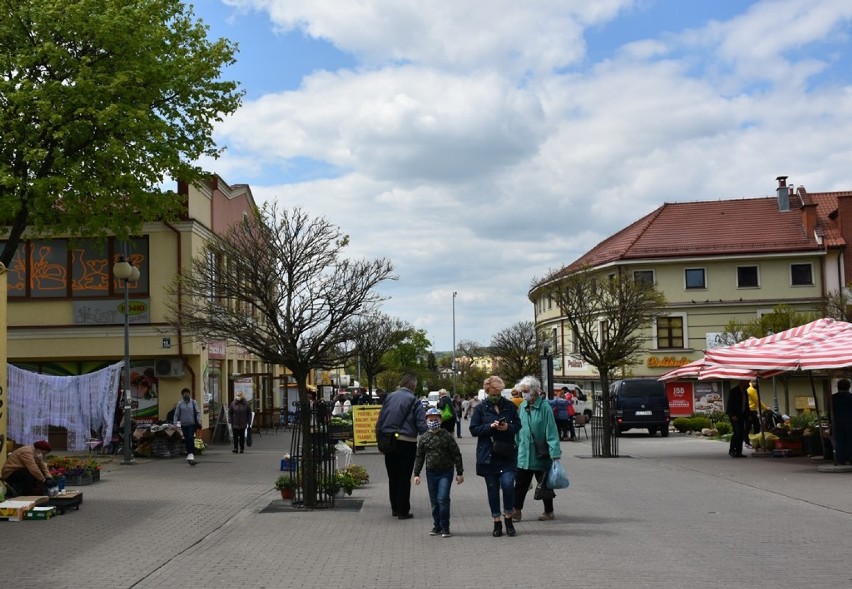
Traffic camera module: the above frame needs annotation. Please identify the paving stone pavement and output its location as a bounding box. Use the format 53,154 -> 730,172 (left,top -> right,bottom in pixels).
2,427 -> 851,589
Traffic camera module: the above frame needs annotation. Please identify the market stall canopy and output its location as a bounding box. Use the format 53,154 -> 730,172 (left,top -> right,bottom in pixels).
658,359 -> 774,382
703,318 -> 852,373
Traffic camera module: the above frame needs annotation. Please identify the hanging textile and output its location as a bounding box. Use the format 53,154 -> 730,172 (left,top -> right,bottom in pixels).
6,363 -> 124,452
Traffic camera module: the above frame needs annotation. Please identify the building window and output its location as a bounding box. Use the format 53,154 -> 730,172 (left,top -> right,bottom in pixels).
737,265 -> 759,288
634,270 -> 654,285
657,316 -> 684,349
685,268 -> 706,290
791,263 -> 813,286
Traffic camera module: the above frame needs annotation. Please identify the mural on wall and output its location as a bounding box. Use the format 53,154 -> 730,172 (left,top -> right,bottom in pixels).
3,237 -> 149,297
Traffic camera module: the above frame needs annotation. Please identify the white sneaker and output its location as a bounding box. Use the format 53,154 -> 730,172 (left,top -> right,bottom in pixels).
187,453 -> 195,461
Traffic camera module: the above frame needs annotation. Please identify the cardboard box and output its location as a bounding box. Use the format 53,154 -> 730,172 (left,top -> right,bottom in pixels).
0,500 -> 35,521
25,506 -> 57,520
15,496 -> 49,506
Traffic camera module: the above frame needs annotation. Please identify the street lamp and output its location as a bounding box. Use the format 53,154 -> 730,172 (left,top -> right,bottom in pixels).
113,254 -> 140,465
452,291 -> 457,397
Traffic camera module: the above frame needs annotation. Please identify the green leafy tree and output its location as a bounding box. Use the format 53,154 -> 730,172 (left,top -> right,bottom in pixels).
722,304 -> 819,343
169,205 -> 395,508
536,266 -> 666,457
0,0 -> 242,264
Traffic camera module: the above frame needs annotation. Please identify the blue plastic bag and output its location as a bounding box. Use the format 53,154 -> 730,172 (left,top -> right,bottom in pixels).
547,459 -> 569,489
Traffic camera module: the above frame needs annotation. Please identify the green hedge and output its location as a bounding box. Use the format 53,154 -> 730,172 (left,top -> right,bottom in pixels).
672,416 -> 714,432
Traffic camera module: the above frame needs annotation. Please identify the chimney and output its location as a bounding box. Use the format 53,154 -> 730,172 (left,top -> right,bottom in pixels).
776,176 -> 790,211
801,202 -> 817,238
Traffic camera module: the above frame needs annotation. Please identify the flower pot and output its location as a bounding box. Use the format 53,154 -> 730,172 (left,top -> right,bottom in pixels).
280,488 -> 294,500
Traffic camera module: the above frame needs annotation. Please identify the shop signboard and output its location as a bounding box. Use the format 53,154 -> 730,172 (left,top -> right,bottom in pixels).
666,381 -> 694,416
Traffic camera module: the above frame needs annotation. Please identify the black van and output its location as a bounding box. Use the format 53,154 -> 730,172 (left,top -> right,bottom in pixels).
609,378 -> 671,437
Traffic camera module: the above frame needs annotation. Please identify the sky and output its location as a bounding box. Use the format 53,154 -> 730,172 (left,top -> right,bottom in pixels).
190,0 -> 852,352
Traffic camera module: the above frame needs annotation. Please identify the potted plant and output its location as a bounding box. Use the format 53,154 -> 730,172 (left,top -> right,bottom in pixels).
334,468 -> 360,496
274,474 -> 297,500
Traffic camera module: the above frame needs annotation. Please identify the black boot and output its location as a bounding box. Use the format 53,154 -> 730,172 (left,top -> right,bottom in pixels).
492,520 -> 503,537
504,517 -> 516,537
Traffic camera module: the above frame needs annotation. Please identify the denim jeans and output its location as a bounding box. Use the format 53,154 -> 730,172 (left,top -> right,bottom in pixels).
483,469 -> 515,518
426,468 -> 454,530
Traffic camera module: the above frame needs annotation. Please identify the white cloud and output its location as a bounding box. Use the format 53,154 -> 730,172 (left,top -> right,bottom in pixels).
224,0 -> 634,74
206,0 -> 852,350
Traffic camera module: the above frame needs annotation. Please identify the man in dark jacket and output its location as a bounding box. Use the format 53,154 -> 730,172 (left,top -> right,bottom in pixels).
831,378 -> 852,465
375,373 -> 427,519
726,380 -> 749,458
229,391 -> 251,454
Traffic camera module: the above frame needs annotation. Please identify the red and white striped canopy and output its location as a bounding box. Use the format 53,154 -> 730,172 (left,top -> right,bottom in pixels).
658,358 -> 779,382
659,318 -> 852,381
703,318 -> 852,373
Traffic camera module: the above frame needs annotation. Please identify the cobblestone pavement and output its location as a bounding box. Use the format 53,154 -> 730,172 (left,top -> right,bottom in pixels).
2,427 -> 851,589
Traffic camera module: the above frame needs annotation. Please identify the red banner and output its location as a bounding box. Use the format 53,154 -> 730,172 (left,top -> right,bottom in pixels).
666,382 -> 694,416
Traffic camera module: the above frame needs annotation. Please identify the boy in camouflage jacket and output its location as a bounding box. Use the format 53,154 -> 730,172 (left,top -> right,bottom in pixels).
414,408 -> 464,537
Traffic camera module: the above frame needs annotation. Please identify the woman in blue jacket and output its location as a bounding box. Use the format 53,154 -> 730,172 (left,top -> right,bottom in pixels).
511,375 -> 562,522
470,375 -> 522,537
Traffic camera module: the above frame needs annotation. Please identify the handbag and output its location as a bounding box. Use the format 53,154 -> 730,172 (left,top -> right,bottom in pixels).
376,431 -> 398,453
491,439 -> 516,460
547,459 -> 569,489
526,404 -> 551,459
534,478 -> 556,501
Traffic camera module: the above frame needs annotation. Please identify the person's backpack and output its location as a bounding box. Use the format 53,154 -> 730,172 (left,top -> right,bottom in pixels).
440,400 -> 454,422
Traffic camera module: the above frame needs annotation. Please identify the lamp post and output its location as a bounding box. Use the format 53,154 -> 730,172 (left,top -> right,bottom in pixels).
452,291 -> 457,397
113,254 -> 140,465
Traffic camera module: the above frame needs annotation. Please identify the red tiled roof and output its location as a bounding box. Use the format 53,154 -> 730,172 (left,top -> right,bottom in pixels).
559,191 -> 847,277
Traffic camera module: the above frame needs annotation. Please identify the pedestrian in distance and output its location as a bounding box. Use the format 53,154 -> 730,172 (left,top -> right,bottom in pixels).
414,408 -> 464,538
229,391 -> 250,454
453,394 -> 464,437
375,373 -> 428,519
512,376 -> 562,523
550,387 -> 576,441
726,379 -> 749,458
470,375 -> 521,537
174,387 -> 202,465
436,388 -> 456,435
831,378 -> 852,465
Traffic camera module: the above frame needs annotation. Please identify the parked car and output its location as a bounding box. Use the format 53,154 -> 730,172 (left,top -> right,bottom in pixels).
609,378 -> 670,436
427,391 -> 441,407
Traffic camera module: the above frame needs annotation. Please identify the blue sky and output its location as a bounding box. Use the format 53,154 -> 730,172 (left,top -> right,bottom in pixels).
191,0 -> 852,353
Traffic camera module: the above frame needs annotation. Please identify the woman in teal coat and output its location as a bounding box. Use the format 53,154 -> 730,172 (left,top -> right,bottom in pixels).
510,375 -> 562,522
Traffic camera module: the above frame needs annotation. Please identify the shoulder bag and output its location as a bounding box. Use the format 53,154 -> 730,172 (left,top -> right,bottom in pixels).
526,404 -> 551,459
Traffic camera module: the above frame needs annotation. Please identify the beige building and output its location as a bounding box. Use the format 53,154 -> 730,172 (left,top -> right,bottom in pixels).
531,177 -> 852,415
4,176 -> 292,448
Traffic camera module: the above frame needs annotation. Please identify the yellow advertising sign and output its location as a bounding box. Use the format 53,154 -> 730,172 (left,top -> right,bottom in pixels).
352,405 -> 382,447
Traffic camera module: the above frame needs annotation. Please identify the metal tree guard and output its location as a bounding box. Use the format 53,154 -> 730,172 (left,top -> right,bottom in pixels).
289,401 -> 337,509
591,390 -> 619,457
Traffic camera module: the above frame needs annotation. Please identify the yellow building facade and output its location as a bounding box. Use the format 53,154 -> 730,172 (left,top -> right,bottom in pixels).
3,176 -> 290,450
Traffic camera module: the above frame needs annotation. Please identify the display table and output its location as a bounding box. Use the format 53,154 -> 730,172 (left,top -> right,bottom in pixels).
47,491 -> 83,514
134,424 -> 184,458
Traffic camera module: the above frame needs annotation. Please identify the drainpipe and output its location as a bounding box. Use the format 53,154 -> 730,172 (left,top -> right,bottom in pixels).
164,220 -> 197,397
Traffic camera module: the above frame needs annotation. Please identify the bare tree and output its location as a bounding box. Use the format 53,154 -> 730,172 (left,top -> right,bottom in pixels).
349,313 -> 412,396
536,267 -> 666,457
169,204 -> 395,506
490,321 -> 539,385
